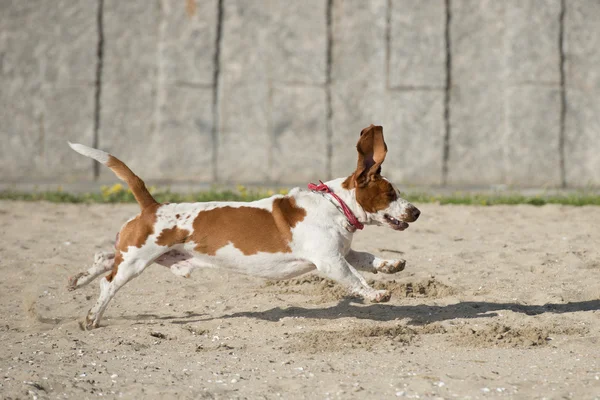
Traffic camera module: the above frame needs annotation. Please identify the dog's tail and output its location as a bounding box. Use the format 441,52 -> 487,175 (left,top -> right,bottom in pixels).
68,142 -> 157,210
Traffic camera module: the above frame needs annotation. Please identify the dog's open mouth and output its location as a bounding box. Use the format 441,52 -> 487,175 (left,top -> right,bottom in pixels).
384,214 -> 409,231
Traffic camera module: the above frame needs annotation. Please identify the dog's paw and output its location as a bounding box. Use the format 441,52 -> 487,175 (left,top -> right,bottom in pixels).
67,272 -> 87,291
84,314 -> 99,330
376,259 -> 406,274
77,320 -> 98,331
170,264 -> 192,278
368,290 -> 391,303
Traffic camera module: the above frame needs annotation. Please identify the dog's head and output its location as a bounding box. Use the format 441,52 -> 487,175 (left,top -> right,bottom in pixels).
342,125 -> 420,231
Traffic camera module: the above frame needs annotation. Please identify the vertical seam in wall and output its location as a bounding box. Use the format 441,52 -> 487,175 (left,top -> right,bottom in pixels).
326,0 -> 333,180
212,0 -> 223,183
502,2 -> 508,184
559,0 -> 567,188
93,0 -> 104,180
442,0 -> 451,186
266,15 -> 274,183
267,81 -> 274,183
155,0 -> 166,177
385,0 -> 391,91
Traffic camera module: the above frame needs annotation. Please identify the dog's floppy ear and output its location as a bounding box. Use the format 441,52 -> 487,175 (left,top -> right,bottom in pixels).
354,124 -> 387,187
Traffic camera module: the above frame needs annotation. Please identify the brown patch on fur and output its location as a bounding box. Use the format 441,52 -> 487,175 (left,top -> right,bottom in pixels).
271,197 -> 306,243
106,251 -> 123,282
343,174 -> 396,213
175,214 -> 180,219
342,125 -> 395,213
117,204 -> 159,249
187,197 -> 306,256
342,175 -> 355,190
156,227 -> 190,246
355,177 -> 396,213
105,203 -> 161,281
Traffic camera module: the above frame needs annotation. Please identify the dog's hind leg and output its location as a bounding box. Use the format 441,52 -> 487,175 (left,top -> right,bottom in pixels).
67,251 -> 115,291
85,246 -> 165,330
155,250 -> 196,278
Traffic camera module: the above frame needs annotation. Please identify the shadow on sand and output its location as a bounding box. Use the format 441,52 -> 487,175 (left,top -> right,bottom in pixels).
189,298 -> 600,326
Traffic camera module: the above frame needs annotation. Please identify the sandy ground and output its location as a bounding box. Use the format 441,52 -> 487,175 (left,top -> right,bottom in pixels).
1,200 -> 600,399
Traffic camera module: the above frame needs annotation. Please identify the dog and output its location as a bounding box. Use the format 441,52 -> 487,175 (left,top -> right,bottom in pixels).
67,125 -> 420,329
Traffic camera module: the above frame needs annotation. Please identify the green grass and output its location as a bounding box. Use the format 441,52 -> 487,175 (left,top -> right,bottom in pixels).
2,184 -> 600,206
0,184 -> 274,204
405,192 -> 600,206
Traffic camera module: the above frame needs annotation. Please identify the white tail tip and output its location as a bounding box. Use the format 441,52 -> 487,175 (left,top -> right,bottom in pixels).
68,142 -> 110,164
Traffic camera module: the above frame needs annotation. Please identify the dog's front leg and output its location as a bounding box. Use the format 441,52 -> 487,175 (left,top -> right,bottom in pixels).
345,249 -> 406,274
314,255 -> 390,303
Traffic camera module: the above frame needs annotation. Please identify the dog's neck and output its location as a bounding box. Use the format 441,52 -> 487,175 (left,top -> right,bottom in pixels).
321,177 -> 370,226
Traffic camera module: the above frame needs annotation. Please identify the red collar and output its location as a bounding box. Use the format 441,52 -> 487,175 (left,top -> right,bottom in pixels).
307,180 -> 364,232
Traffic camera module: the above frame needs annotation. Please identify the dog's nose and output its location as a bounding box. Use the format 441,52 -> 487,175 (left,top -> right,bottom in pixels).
411,207 -> 420,221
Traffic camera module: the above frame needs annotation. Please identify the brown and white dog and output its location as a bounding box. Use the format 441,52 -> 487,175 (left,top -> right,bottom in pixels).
67,125 -> 420,329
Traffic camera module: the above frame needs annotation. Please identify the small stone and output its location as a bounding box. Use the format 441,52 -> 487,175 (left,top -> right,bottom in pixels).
150,332 -> 166,339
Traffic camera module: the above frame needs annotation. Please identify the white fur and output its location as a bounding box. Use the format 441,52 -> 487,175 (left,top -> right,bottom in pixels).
68,142 -> 111,165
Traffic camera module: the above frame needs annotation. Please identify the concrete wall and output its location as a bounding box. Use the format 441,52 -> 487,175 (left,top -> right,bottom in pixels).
1,0 -> 598,188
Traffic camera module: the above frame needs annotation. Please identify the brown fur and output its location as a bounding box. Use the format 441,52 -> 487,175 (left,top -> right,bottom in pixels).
342,173 -> 396,213
106,203 -> 161,282
341,174 -> 355,190
355,125 -> 387,185
107,252 -> 124,283
355,178 -> 396,213
342,125 -> 395,213
187,197 -> 306,256
156,227 -> 190,246
106,155 -> 157,210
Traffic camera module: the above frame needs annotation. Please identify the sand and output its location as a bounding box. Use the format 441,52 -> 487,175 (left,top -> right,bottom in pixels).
1,200 -> 599,399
